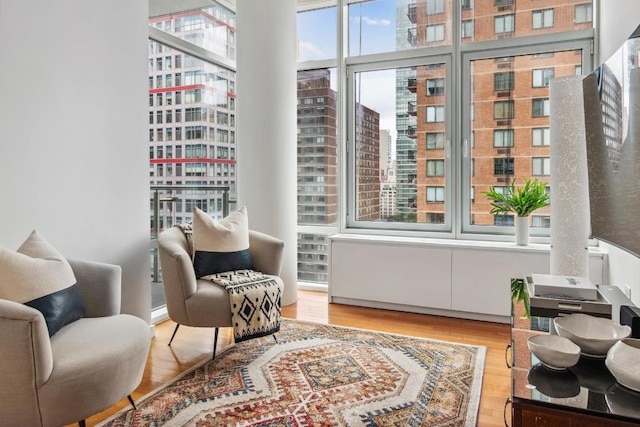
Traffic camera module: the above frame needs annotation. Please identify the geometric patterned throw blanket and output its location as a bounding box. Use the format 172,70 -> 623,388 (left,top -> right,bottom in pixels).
174,223 -> 281,343
201,270 -> 281,343
97,319 -> 486,427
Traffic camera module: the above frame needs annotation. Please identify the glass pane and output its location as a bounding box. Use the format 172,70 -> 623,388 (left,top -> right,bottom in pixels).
297,7 -> 337,61
149,2 -> 236,61
349,0 -> 452,57
149,5 -> 238,308
354,62 -> 448,224
468,49 -> 582,229
297,69 -> 338,283
461,1 -> 593,44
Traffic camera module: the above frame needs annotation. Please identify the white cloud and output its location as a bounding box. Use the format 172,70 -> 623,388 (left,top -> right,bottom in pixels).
359,16 -> 391,26
297,40 -> 324,61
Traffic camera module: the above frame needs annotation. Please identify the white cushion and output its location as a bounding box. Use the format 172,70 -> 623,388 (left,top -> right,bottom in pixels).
192,207 -> 254,278
0,231 -> 85,336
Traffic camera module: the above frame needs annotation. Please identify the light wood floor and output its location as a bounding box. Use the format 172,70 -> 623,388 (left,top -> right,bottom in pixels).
79,291 -> 511,426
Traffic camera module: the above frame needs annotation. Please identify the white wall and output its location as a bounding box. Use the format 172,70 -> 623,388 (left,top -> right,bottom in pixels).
236,0 -> 299,305
599,242 -> 640,306
0,0 -> 151,322
598,1 -> 640,64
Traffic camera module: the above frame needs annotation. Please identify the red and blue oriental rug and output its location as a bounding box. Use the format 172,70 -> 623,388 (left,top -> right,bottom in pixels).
98,319 -> 486,427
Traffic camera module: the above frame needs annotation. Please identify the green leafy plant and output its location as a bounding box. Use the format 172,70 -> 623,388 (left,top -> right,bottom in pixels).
483,178 -> 550,217
511,278 -> 530,318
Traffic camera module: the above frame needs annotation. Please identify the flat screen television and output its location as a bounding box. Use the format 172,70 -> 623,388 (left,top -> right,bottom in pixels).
587,25 -> 640,258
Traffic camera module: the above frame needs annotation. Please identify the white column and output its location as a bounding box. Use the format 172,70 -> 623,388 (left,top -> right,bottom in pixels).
236,0 -> 298,305
549,75 -> 593,277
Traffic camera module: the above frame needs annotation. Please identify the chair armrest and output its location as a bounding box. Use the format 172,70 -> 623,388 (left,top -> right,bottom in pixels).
157,227 -> 198,325
249,230 -> 284,276
68,259 -> 122,317
0,299 -> 53,397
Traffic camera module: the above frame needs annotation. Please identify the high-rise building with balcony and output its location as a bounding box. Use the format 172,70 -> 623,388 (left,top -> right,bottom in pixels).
148,5 -> 237,232
297,69 -> 380,281
401,0 -> 592,227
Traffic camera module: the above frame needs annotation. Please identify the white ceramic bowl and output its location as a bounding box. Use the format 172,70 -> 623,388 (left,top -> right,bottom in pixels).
527,335 -> 581,370
554,313 -> 631,358
606,338 -> 640,392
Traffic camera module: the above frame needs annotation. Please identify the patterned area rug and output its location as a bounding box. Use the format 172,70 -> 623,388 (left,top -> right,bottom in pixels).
98,319 -> 486,427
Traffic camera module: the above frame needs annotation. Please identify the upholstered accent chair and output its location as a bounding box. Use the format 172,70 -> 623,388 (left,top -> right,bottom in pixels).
157,226 -> 284,356
0,260 -> 151,427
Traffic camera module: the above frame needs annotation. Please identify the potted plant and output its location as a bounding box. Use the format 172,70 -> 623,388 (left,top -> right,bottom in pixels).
483,178 -> 550,245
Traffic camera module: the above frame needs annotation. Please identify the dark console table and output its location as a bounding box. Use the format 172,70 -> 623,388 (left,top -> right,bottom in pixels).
509,282 -> 640,426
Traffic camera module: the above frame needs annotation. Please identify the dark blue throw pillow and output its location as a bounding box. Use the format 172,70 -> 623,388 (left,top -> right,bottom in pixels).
25,284 -> 86,337
193,249 -> 254,278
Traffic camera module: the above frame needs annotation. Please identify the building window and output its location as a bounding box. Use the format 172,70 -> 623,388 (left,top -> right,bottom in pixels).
495,14 -> 515,34
427,213 -> 445,224
494,158 -> 514,175
575,4 -> 592,24
461,0 -> 473,10
532,9 -> 554,29
532,215 -> 551,228
494,71 -> 514,91
185,126 -> 204,140
493,129 -> 514,147
426,132 -> 445,149
532,157 -> 550,175
426,24 -> 445,42
494,214 -> 514,226
532,128 -> 550,146
532,68 -> 554,87
427,186 -> 445,202
427,78 -> 445,96
427,159 -> 445,177
461,20 -> 474,39
532,98 -> 550,117
426,0 -> 445,15
494,100 -> 514,119
426,105 -> 445,123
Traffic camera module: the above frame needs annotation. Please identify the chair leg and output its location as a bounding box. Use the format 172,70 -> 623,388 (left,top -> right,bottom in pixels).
168,324 -> 180,346
273,334 -> 278,343
78,421 -> 86,427
213,327 -> 219,359
127,394 -> 137,410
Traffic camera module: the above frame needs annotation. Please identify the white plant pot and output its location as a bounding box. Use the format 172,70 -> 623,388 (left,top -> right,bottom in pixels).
515,216 -> 529,246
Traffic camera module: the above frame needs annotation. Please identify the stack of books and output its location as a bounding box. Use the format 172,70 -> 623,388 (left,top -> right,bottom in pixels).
531,274 -> 598,301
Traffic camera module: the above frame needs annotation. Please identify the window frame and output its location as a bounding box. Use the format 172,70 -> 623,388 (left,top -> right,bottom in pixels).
460,40 -> 592,239
293,1 -> 594,243
345,54 -> 453,234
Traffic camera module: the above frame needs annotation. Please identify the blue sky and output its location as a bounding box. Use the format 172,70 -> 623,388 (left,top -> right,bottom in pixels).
297,1 -> 400,145
296,0 -> 398,61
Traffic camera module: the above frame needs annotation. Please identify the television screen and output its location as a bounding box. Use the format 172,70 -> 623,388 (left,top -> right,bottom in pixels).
587,26 -> 640,258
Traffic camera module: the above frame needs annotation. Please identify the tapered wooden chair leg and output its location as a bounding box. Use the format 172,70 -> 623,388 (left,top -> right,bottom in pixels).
168,324 -> 180,346
127,394 -> 137,410
213,327 -> 219,359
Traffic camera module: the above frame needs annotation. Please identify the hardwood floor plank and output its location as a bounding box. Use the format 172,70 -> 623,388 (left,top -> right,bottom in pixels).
76,290 -> 511,426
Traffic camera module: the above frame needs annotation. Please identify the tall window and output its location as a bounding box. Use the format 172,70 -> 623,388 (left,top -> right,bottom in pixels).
532,9 -> 554,29
532,98 -> 550,117
532,128 -> 550,146
494,158 -> 514,175
532,157 -> 551,176
494,101 -> 514,119
426,24 -> 445,43
294,0 -> 592,253
494,72 -> 515,91
427,78 -> 445,96
495,14 -> 515,34
426,0 -> 445,15
494,130 -> 514,147
532,68 -> 554,87
575,4 -> 593,24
